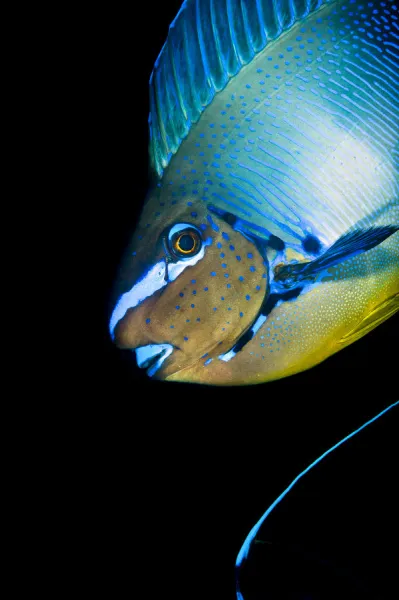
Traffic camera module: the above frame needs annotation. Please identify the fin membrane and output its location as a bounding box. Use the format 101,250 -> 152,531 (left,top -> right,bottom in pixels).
149,0 -> 331,177
275,226 -> 399,285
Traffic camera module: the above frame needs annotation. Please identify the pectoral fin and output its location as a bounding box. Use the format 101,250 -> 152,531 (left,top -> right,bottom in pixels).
338,293 -> 399,346
275,226 -> 399,286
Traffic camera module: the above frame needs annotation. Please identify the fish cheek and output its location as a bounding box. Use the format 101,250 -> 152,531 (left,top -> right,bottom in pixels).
157,225 -> 268,366
145,257 -> 227,361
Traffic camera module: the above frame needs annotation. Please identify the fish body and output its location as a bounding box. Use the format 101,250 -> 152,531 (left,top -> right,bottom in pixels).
110,0 -> 399,385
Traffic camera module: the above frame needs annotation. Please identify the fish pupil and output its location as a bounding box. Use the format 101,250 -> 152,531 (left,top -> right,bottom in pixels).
178,233 -> 195,252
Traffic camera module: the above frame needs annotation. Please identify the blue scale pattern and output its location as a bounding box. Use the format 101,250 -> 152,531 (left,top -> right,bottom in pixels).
149,0 -> 331,176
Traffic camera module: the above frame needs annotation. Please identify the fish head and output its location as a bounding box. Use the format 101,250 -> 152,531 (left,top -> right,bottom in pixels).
109,0 -> 399,384
109,191 -> 269,379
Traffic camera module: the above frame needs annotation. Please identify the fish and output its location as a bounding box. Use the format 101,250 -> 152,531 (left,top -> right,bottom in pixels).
109,0 -> 399,385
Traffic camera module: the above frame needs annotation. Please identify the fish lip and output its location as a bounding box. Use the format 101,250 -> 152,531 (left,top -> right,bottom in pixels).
135,344 -> 174,377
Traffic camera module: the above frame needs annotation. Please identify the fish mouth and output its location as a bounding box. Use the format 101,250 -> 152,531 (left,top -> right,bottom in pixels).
135,344 -> 174,377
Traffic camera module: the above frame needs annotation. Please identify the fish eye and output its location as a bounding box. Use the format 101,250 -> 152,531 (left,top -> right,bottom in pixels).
167,224 -> 202,259
174,231 -> 198,254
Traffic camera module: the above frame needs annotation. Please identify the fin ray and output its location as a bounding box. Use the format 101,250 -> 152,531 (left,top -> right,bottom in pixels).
275,225 -> 399,284
149,0 -> 333,177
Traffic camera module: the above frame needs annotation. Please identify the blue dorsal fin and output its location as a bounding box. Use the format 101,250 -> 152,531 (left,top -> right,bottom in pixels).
148,0 -> 330,177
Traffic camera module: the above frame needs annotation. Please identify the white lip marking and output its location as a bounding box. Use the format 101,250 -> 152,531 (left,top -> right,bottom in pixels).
135,344 -> 174,376
109,260 -> 167,339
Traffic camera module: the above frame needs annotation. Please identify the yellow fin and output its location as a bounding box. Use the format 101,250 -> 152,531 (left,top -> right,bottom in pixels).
339,294 -> 399,345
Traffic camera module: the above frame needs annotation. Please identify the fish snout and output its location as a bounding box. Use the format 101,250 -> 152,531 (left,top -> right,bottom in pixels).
110,292 -> 161,349
110,291 -> 177,378
135,344 -> 174,377
109,259 -> 168,345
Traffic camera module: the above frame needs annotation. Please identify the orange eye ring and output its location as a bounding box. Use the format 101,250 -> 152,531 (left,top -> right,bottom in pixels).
173,230 -> 200,256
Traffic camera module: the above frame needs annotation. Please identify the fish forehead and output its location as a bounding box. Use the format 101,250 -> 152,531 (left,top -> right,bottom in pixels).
149,0 -> 398,248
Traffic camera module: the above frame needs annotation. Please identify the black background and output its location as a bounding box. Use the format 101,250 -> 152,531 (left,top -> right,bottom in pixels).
86,2 -> 398,598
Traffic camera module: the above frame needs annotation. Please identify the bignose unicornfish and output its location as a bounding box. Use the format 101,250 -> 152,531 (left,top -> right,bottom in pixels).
109,0 -> 398,385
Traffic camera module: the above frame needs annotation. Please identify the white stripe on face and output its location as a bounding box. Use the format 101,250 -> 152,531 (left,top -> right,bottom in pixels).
109,229 -> 212,341
109,260 -> 167,339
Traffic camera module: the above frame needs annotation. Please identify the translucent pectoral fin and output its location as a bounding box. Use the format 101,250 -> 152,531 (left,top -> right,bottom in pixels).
339,293 -> 399,346
275,226 -> 399,287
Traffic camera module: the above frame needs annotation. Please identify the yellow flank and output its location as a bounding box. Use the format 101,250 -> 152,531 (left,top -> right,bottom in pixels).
166,231 -> 399,385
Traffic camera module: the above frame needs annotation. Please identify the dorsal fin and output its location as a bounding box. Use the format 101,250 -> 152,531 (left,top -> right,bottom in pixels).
149,0 -> 331,177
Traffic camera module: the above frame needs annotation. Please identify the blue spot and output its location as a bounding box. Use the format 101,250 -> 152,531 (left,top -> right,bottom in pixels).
170,325 -> 174,329
227,283 -> 231,288
224,273 -> 229,278
229,244 -> 235,251
191,304 -> 195,308
179,292 -> 184,297
200,224 -> 207,231
204,287 -> 208,291
176,305 -> 180,310
220,252 -> 225,258
256,285 -> 261,291
221,296 -> 225,301
186,319 -> 190,323
132,251 -> 137,256
191,212 -> 197,217
239,276 -> 244,282
191,279 -> 196,284
222,263 -> 227,268
246,295 -> 251,301
222,232 -> 230,240
240,312 -> 244,318
250,266 -> 256,272
228,307 -> 232,311
204,358 -> 213,366
211,271 -> 217,276
213,307 -> 217,311
146,318 -> 151,324
236,255 -> 241,261
207,214 -> 220,232
196,317 -> 201,322
217,242 -> 222,249
192,290 -> 197,295
201,353 -> 208,359
184,336 -> 189,341
247,252 -> 253,259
